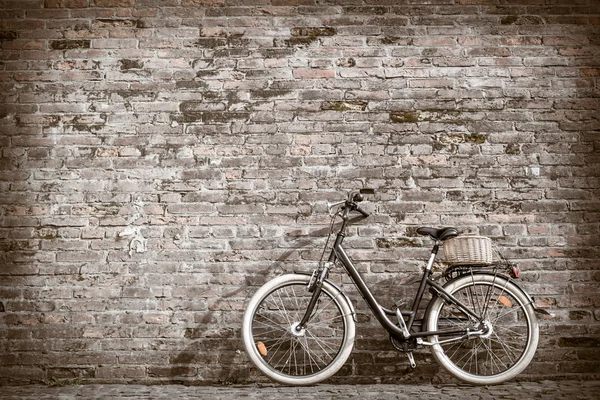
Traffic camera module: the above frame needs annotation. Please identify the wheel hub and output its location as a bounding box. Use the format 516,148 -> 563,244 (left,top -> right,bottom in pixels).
479,320 -> 493,339
291,322 -> 306,337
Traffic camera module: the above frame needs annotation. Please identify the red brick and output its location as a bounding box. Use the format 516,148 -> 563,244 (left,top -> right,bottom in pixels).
293,68 -> 335,79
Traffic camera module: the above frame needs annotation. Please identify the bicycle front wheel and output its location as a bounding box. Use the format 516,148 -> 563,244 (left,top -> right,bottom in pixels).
242,274 -> 355,385
426,273 -> 539,385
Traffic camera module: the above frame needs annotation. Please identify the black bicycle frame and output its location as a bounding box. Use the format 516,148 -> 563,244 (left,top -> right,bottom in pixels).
298,203 -> 483,343
335,242 -> 480,342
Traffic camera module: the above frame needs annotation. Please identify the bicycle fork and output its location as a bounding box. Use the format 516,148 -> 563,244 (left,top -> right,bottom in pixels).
296,262 -> 333,331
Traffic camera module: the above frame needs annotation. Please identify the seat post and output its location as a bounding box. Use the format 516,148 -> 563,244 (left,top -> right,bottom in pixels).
426,241 -> 440,272
407,241 -> 440,330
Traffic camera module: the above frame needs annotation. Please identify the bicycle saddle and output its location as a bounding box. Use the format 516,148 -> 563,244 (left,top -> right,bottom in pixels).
417,227 -> 459,241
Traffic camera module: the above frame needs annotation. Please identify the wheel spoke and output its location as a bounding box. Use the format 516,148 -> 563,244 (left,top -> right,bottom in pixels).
298,334 -> 330,369
489,332 -> 523,360
267,334 -> 292,366
306,329 -> 338,356
253,314 -> 289,333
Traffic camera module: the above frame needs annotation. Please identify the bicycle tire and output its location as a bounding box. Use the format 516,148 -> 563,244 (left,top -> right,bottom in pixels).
425,273 -> 539,385
242,274 -> 356,385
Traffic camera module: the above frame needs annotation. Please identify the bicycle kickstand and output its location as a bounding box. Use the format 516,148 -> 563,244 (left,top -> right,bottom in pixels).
395,308 -> 417,369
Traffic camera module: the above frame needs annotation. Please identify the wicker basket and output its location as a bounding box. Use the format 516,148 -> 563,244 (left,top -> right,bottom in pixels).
443,236 -> 493,266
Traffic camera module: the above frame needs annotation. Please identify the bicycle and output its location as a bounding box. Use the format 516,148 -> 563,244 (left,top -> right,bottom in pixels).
242,189 -> 540,385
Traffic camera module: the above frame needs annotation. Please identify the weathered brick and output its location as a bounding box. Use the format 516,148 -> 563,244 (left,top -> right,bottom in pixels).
50,39 -> 91,50
0,0 -> 598,386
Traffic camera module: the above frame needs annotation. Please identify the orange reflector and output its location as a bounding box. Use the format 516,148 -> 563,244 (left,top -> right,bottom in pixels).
499,296 -> 512,307
257,341 -> 268,356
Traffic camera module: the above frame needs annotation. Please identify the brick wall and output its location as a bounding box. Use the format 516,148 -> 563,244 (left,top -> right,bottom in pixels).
1,0 -> 599,385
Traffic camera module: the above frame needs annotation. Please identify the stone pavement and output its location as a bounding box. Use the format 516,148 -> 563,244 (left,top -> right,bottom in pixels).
1,381 -> 599,400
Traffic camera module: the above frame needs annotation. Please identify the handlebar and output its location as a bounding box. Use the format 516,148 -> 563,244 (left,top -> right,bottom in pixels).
328,189 -> 375,218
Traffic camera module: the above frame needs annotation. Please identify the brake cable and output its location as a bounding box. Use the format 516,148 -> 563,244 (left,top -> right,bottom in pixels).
317,207 -> 341,268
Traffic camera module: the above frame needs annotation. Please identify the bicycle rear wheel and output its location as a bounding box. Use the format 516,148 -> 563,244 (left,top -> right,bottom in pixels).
426,273 -> 539,385
242,274 -> 355,385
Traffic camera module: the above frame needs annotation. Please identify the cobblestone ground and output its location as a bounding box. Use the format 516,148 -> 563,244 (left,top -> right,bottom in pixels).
1,381 -> 599,400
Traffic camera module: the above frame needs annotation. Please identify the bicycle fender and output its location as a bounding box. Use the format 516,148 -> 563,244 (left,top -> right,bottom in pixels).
294,272 -> 357,322
441,271 -> 546,314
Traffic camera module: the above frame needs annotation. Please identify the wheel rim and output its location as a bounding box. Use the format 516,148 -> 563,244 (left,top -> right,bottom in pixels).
250,282 -> 347,379
432,280 -> 534,379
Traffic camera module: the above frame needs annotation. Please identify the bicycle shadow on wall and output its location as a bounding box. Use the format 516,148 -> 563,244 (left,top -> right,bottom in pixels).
169,312 -> 250,385
168,222 -> 335,384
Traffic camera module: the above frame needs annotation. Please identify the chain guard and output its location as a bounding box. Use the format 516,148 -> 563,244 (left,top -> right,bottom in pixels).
389,334 -> 418,353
